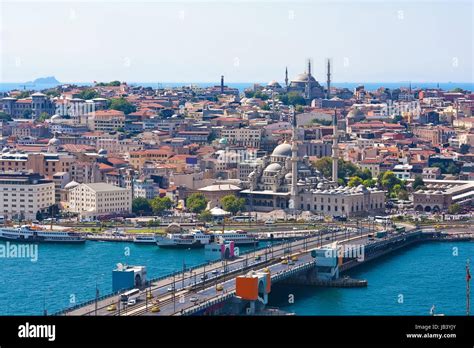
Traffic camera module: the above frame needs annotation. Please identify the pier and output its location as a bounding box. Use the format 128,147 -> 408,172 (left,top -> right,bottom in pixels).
58,228 -> 472,316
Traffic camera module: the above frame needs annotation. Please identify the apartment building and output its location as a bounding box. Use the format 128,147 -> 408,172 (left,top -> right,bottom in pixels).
0,172 -> 55,220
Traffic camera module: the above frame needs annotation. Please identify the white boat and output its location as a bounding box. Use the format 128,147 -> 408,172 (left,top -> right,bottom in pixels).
213,230 -> 257,246
0,225 -> 85,243
133,234 -> 157,244
156,230 -> 211,249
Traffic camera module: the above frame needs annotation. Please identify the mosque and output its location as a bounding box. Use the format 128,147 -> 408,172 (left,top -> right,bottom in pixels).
285,60 -> 325,102
240,109 -> 386,217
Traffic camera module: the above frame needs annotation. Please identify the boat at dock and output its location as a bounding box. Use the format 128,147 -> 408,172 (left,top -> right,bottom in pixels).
212,230 -> 257,246
156,230 -> 212,248
133,234 -> 157,244
0,225 -> 86,243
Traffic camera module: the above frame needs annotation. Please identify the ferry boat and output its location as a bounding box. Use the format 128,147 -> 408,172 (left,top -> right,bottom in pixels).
155,230 -> 212,249
133,234 -> 157,244
0,225 -> 86,243
213,230 -> 257,246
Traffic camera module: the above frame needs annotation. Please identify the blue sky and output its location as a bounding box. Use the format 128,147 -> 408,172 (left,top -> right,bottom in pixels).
0,0 -> 472,83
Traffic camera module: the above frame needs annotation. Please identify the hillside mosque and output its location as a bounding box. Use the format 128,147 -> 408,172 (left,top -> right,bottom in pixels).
240,107 -> 385,217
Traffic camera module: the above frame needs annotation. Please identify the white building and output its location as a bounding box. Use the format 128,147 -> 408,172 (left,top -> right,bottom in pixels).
67,182 -> 132,219
0,172 -> 55,220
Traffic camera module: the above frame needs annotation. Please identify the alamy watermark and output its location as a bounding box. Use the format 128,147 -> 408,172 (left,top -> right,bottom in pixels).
324,244 -> 365,262
0,242 -> 38,262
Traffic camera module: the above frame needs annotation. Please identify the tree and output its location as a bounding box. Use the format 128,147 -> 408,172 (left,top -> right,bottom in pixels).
186,193 -> 207,214
221,195 -> 245,215
0,112 -> 12,122
380,171 -> 401,192
132,197 -> 152,215
398,189 -> 409,201
22,109 -> 33,118
109,97 -> 136,114
363,178 -> 377,188
78,88 -> 100,100
244,90 -> 255,98
412,175 -> 425,191
260,104 -> 271,111
38,112 -> 50,122
198,210 -> 213,222
348,176 -> 363,187
448,203 -> 461,215
150,196 -> 173,215
35,211 -> 44,222
459,144 -> 470,154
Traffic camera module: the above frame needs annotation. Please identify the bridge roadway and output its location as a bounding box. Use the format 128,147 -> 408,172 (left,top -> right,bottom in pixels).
64,228 -> 369,316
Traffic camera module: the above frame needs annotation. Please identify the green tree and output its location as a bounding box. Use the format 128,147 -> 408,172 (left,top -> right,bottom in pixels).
186,193 -> 207,214
221,195 -> 245,215
459,144 -> 470,154
446,163 -> 460,175
261,104 -> 271,111
22,109 -> 33,118
35,211 -> 44,222
380,171 -> 401,191
198,210 -> 213,222
244,90 -> 255,98
0,112 -> 12,122
363,178 -> 377,188
78,88 -> 100,100
448,203 -> 461,214
348,176 -> 363,187
38,112 -> 50,122
109,97 -> 136,114
412,175 -> 425,191
132,197 -> 152,215
253,90 -> 269,100
150,196 -> 173,215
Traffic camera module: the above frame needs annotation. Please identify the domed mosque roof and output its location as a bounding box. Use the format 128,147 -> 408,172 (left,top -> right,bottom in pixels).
218,137 -> 228,145
267,80 -> 281,88
264,163 -> 282,172
271,143 -> 292,157
291,73 -> 318,84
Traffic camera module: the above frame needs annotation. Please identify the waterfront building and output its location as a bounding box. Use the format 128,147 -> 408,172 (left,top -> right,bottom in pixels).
67,182 -> 132,219
0,172 -> 55,220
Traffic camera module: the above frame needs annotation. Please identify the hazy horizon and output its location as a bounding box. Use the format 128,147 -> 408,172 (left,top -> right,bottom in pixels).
1,1 -> 473,83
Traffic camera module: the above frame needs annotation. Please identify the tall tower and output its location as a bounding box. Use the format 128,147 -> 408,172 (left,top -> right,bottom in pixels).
285,67 -> 289,88
290,107 -> 298,201
220,75 -> 224,94
307,59 -> 312,76
332,108 -> 339,184
326,59 -> 331,99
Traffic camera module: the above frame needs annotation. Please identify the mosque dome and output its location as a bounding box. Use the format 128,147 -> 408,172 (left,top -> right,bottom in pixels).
2,147 -> 9,153
64,181 -> 80,190
347,108 -> 364,118
285,173 -> 293,180
264,163 -> 282,173
271,143 -> 292,157
267,80 -> 281,88
291,73 -> 318,84
218,137 -> 228,145
98,148 -> 107,155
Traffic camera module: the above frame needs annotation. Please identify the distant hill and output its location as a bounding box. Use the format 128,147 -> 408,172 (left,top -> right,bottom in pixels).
26,76 -> 60,85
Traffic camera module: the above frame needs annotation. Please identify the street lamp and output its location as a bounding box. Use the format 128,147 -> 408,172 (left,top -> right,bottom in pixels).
95,273 -> 105,316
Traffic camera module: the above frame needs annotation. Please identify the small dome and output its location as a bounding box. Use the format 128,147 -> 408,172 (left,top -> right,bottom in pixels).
48,136 -> 60,146
285,173 -> 293,179
271,143 -> 292,157
267,80 -> 281,88
218,137 -> 228,145
98,148 -> 107,155
2,147 -> 9,153
65,181 -> 79,189
264,163 -> 282,172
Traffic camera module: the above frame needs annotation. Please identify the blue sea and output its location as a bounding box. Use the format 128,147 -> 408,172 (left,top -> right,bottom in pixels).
0,82 -> 472,93
0,240 -> 471,315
